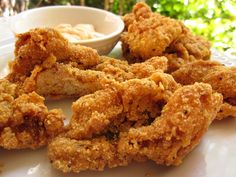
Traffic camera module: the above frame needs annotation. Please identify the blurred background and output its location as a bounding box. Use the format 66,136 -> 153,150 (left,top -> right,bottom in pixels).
0,0 -> 235,51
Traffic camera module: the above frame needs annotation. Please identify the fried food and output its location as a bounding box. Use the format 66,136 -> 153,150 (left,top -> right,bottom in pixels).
6,27 -> 168,98
0,79 -> 65,149
122,3 -> 183,59
8,28 -> 100,82
121,2 -> 211,72
66,72 -> 179,140
48,83 -> 222,173
22,62 -> 115,98
172,60 -> 236,119
22,56 -> 167,98
118,83 -> 222,165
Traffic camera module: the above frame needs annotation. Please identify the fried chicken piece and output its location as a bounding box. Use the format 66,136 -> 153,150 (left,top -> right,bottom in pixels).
121,10 -> 183,59
171,60 -> 222,85
8,28 -> 100,81
22,62 -> 115,98
94,56 -> 168,81
22,56 -> 167,98
121,2 -> 211,72
172,60 -> 236,119
66,72 -> 179,140
172,60 -> 236,99
123,2 -> 152,30
48,137 -> 132,173
216,103 -> 236,120
164,25 -> 211,72
0,79 -> 65,149
48,83 -> 222,173
118,83 -> 222,166
7,27 -> 168,98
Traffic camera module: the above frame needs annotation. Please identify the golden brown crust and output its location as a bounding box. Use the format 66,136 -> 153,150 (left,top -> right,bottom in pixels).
0,79 -> 65,149
216,103 -> 236,120
172,60 -> 222,85
121,2 -> 211,72
22,56 -> 167,98
118,83 -> 222,166
172,60 -> 236,119
66,72 -> 179,140
22,62 -> 115,98
121,14 -> 183,59
8,28 -> 100,81
48,83 -> 222,173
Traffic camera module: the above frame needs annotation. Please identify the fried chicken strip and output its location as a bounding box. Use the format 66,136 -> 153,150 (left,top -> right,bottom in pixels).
172,60 -> 236,119
22,56 -> 167,98
22,62 -> 116,98
48,83 -> 222,173
121,2 -> 211,72
66,72 -> 179,140
121,3 -> 183,60
0,79 -> 65,149
7,28 -> 100,81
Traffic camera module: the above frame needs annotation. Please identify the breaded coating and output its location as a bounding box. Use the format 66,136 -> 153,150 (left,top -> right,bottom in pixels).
22,56 -> 167,98
123,2 -> 152,30
164,24 -> 211,72
172,60 -> 236,100
121,2 -> 211,72
0,79 -> 65,149
171,60 -> 222,85
167,30 -> 211,61
48,83 -> 222,173
121,10 -> 183,59
172,60 -> 236,119
118,83 -> 222,166
22,62 -> 115,98
7,27 -> 168,98
48,137 -> 132,173
8,28 -> 100,80
216,103 -> 236,120
94,56 -> 168,81
66,72 -> 179,140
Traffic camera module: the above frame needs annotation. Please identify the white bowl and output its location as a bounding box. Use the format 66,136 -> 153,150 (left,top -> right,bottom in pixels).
9,6 -> 124,55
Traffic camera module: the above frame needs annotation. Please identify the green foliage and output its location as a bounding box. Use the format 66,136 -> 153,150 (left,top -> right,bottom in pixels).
147,0 -> 236,51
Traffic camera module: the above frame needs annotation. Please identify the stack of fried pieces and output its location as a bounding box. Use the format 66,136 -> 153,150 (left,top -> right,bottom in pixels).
0,2 -> 235,174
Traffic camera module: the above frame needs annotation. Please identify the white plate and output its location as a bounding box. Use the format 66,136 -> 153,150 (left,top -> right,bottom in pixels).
1,43 -> 236,177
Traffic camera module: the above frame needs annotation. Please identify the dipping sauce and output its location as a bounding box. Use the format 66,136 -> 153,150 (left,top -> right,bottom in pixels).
55,24 -> 104,43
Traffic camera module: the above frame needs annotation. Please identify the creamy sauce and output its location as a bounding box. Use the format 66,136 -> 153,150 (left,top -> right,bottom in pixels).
55,24 -> 104,43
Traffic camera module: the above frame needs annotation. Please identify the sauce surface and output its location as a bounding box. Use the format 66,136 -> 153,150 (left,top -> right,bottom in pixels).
55,24 -> 104,42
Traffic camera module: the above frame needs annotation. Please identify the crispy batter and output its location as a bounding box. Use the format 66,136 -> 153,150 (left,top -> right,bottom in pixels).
94,56 -> 168,80
167,30 -> 211,61
0,79 -> 65,149
121,2 -> 211,72
7,28 -> 100,81
172,60 -> 236,119
123,2 -> 152,30
121,8 -> 183,59
48,137 -> 132,173
172,60 -> 236,99
216,103 -> 236,120
22,62 -> 115,98
118,83 -> 222,165
22,56 -> 167,98
66,72 -> 179,140
172,60 -> 222,85
48,83 -> 222,173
